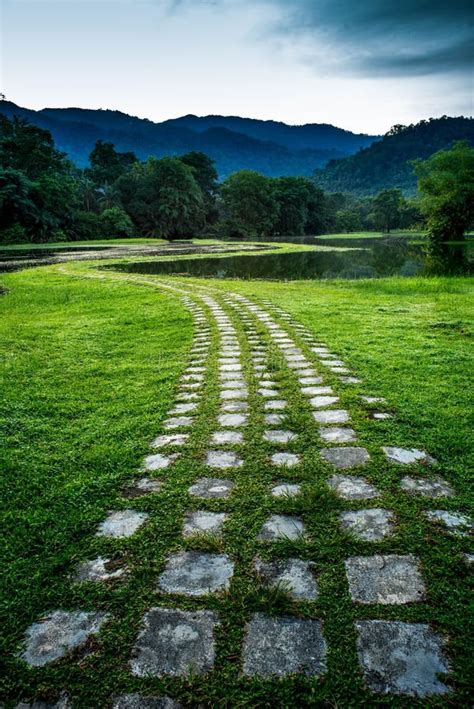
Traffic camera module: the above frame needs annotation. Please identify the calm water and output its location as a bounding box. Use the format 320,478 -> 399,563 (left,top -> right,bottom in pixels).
109,237 -> 472,280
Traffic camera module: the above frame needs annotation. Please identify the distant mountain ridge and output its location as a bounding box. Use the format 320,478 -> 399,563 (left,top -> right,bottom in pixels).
0,101 -> 378,178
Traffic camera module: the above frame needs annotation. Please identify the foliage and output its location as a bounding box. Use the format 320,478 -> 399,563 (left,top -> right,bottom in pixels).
180,151 -> 219,224
99,206 -> 135,239
221,170 -> 279,237
86,140 -> 137,187
372,189 -> 403,233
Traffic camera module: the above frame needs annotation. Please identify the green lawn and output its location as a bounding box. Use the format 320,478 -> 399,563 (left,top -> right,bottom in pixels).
1,263 -> 472,706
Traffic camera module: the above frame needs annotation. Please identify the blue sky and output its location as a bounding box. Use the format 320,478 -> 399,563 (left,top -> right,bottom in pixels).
1,0 -> 472,133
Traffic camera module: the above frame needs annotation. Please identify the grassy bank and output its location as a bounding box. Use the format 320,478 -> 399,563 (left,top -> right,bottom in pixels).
1,263 -> 472,706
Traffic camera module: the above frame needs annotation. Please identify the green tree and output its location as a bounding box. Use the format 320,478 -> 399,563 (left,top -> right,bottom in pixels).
372,189 -> 403,233
414,141 -> 474,262
86,140 -> 137,187
220,170 -> 279,237
100,207 -> 135,239
115,156 -> 205,239
0,115 -> 68,179
180,151 -> 219,225
273,176 -> 312,235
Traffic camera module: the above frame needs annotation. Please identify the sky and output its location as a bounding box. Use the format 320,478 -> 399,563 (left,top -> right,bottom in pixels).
1,0 -> 473,134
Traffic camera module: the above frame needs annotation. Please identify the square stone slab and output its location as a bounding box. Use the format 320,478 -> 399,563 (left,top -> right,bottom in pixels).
211,430 -> 243,445
96,510 -> 148,538
220,379 -> 246,389
319,427 -> 357,443
220,401 -> 248,413
242,614 -> 326,677
299,376 -> 323,385
151,434 -> 189,448
113,694 -> 182,708
339,509 -> 395,541
355,620 -> 450,696
131,607 -> 219,677
271,483 -> 301,498
345,554 -> 425,604
321,447 -> 370,469
143,453 -> 179,471
20,610 -> 109,667
217,413 -> 248,427
183,511 -> 228,537
270,452 -> 300,467
188,477 -> 234,499
163,416 -> 194,430
328,475 -> 380,500
258,514 -> 305,541
424,510 -> 472,536
383,447 -> 437,465
301,386 -> 333,397
310,396 -> 340,408
220,388 -> 248,400
400,476 -> 453,498
264,430 -> 297,444
157,551 -> 234,596
206,450 -> 243,469
73,556 -> 127,583
264,413 -> 285,425
313,409 -> 350,424
220,371 -> 244,381
264,400 -> 287,411
254,558 -> 318,600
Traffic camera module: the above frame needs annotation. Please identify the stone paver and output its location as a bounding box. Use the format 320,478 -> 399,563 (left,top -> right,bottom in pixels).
299,376 -> 323,385
220,401 -> 248,413
271,483 -> 301,498
345,554 -> 425,604
301,386 -> 333,396
270,452 -> 300,467
321,447 -> 370,468
383,447 -> 437,465
339,509 -> 395,541
424,510 -> 471,535
217,413 -> 248,427
170,403 -> 198,414
254,558 -> 318,600
131,607 -> 219,677
313,409 -> 350,424
113,695 -> 182,708
124,478 -> 163,497
96,510 -> 148,538
163,416 -> 194,430
310,396 -> 340,408
157,551 -> 234,596
400,476 -> 453,498
73,556 -> 127,583
183,511 -> 228,537
355,620 -> 450,696
206,450 -> 243,469
319,427 -> 357,443
264,399 -> 287,411
339,376 -> 361,384
143,453 -> 179,471
264,413 -> 285,425
20,610 -> 109,667
361,396 -> 385,404
263,430 -> 297,444
242,614 -> 326,677
151,434 -> 189,448
328,475 -> 381,500
372,412 -> 392,420
188,477 -> 234,498
220,388 -> 248,400
211,430 -> 243,445
258,388 -> 280,397
258,514 -> 305,541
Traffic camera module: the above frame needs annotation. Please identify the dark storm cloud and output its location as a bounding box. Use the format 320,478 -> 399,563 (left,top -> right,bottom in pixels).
267,0 -> 474,76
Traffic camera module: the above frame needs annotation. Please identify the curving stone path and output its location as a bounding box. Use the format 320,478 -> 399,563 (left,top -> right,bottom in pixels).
17,280 -> 470,704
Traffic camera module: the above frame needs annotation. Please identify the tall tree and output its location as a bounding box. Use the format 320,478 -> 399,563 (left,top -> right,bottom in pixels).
273,176 -> 312,236
372,189 -> 403,233
220,170 -> 279,237
180,151 -> 219,224
87,140 -> 137,187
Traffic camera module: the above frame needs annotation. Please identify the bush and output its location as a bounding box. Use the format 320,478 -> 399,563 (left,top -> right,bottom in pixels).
70,211 -> 102,241
99,207 -> 135,239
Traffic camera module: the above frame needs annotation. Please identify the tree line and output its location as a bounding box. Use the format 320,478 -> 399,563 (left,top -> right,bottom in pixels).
1,115 -> 472,262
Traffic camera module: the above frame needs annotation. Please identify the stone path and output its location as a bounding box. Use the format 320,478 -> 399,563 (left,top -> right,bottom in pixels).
17,281 -> 470,704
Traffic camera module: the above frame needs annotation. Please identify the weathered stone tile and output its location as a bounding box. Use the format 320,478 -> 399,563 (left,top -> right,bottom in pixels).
264,413 -> 285,425
163,416 -> 194,430
372,412 -> 393,420
124,478 -> 163,497
320,359 -> 345,367
339,509 -> 395,541
179,382 -> 201,390
220,401 -> 248,413
151,434 -> 189,448
270,452 -> 300,467
181,373 -> 204,382
96,510 -> 148,538
258,388 -> 280,397
328,475 -> 380,500
321,447 -> 370,468
355,620 -> 450,696
264,399 -> 287,411
175,391 -> 200,402
188,477 -> 234,498
242,614 -> 326,676
319,427 -> 357,443
206,450 -> 243,469
330,366 -> 350,374
345,554 -> 425,604
220,388 -> 248,400
295,368 -> 318,377
313,410 -> 350,424
157,551 -> 234,596
220,370 -> 243,381
264,430 -> 297,444
271,483 -> 301,498
258,514 -> 305,540
424,510 -> 472,535
19,610 -> 109,667
310,396 -> 340,408
169,403 -> 198,415
218,413 -> 248,427
220,363 -> 242,372
211,430 -> 243,445
383,447 -> 437,465
301,386 -> 333,396
131,607 -> 219,677
73,556 -> 127,583
254,558 -> 318,600
143,453 -> 179,471
400,476 -> 453,498
220,378 -> 246,389
183,511 -> 228,537
299,376 -> 324,385
113,694 -> 182,708
186,366 -> 206,373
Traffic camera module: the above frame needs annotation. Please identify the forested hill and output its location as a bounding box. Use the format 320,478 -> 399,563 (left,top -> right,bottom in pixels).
0,101 -> 377,178
313,117 -> 474,195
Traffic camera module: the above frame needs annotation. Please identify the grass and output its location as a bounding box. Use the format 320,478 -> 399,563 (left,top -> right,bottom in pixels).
1,260 -> 473,707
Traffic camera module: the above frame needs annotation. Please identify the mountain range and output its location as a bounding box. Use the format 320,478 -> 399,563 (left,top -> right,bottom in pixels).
0,101 -> 378,179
